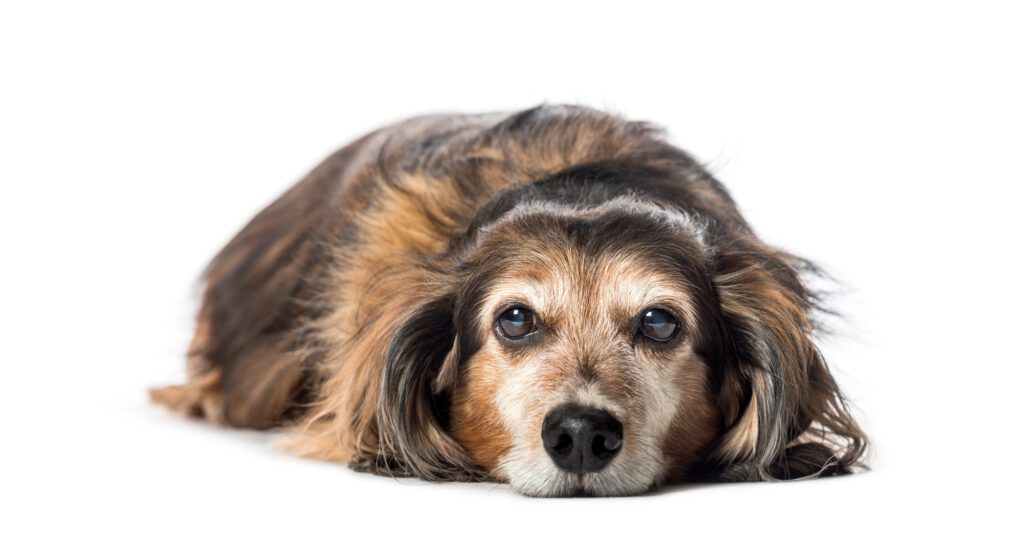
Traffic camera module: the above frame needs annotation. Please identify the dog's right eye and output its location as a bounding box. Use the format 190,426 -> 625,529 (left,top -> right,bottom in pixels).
639,308 -> 680,342
496,307 -> 538,339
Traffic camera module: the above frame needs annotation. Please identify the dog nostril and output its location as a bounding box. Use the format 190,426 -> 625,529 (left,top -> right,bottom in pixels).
553,433 -> 573,454
592,434 -> 621,459
542,405 -> 624,473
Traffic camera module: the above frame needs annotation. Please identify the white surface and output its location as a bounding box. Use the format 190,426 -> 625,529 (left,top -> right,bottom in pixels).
2,1 -> 1022,539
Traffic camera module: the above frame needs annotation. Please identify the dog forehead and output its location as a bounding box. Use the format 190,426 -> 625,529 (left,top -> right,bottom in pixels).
480,245 -> 694,325
465,197 -> 707,328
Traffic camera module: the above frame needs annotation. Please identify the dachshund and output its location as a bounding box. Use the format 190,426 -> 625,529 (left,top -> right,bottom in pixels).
152,105 -> 867,496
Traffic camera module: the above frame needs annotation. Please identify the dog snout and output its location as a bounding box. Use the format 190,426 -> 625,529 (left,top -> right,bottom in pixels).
541,405 -> 623,473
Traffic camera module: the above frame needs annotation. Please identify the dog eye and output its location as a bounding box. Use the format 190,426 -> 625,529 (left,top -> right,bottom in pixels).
497,307 -> 538,339
639,309 -> 679,341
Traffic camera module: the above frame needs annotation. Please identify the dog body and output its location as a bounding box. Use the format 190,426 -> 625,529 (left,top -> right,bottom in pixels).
153,105 -> 866,496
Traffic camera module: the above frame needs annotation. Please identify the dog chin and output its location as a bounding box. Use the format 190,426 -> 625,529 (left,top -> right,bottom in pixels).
502,449 -> 663,497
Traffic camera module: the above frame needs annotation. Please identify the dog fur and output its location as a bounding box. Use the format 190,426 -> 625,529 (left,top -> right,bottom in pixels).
152,105 -> 867,496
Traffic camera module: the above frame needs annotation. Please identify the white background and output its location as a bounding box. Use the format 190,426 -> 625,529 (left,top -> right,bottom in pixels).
2,1 -> 1022,539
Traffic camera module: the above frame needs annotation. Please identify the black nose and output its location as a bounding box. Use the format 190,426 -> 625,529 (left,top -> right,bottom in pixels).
541,405 -> 623,473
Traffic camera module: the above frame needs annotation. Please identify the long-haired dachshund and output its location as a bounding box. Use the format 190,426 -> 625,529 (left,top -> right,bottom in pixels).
152,105 -> 867,496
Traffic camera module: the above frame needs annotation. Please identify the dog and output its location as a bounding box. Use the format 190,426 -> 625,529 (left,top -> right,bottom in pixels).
152,104 -> 868,496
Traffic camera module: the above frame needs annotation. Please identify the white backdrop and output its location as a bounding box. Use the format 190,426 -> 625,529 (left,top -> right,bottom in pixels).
2,1 -> 1021,539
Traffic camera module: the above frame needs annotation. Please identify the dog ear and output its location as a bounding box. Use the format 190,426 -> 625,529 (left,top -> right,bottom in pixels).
709,240 -> 868,480
374,294 -> 486,481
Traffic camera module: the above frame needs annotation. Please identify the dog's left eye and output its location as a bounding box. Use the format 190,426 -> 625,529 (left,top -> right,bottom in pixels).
497,307 -> 538,339
639,308 -> 679,341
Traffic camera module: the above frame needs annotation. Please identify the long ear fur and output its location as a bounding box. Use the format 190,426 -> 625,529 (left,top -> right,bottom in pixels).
710,238 -> 868,481
371,295 -> 486,481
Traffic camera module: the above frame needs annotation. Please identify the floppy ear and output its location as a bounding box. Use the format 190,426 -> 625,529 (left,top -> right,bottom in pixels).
710,240 -> 868,480
373,294 -> 486,481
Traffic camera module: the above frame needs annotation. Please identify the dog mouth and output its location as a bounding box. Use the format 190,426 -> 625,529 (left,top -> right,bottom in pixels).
510,466 -> 659,497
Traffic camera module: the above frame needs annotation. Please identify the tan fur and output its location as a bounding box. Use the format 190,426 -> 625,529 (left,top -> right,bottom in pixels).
150,368 -> 224,425
449,346 -> 515,477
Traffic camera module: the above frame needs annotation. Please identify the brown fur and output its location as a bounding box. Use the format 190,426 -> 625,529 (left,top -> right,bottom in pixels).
152,105 -> 868,495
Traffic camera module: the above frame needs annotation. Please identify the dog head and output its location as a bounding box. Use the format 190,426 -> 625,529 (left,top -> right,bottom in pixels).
375,170 -> 866,496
